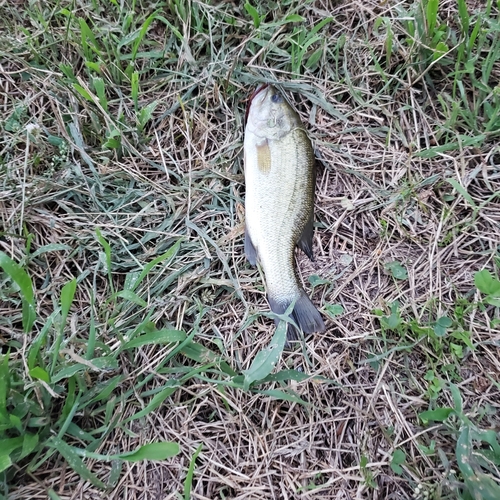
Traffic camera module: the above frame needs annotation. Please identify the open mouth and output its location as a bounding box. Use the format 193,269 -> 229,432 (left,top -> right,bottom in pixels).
245,84 -> 269,124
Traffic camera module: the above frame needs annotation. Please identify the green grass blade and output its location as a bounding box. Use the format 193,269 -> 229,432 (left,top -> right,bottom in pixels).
29,366 -> 50,383
244,2 -> 260,29
131,13 -> 158,62
50,278 -> 77,375
30,244 -> 71,260
20,434 -> 39,460
118,442 -> 180,462
47,437 -> 106,489
457,0 -> 470,34
73,84 -> 94,102
255,389 -> 309,406
180,342 -> 236,376
92,77 -> 108,113
242,320 -> 286,390
95,228 -> 114,294
419,408 -> 454,424
122,381 -> 180,424
28,309 -> 58,370
123,364 -> 210,425
79,18 -> 101,59
131,70 -> 139,110
120,329 -> 186,350
0,437 -> 24,456
0,455 -> 12,474
52,357 -> 118,383
86,291 -> 96,360
310,16 -> 333,37
185,220 -> 244,301
48,489 -> 62,500
154,15 -> 183,41
83,375 -> 124,405
60,278 -> 77,327
58,390 -> 82,439
184,443 -> 203,500
446,178 -> 477,209
138,101 -> 159,130
128,239 -> 182,292
111,289 -> 147,307
0,354 -> 10,418
0,251 -> 36,332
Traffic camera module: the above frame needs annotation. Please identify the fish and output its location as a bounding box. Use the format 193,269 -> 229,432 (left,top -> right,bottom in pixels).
244,84 -> 325,341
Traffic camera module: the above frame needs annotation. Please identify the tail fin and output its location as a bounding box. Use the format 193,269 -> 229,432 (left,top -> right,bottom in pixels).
268,290 -> 325,341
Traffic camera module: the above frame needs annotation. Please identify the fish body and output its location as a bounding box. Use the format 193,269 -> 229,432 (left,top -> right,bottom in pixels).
244,84 -> 325,340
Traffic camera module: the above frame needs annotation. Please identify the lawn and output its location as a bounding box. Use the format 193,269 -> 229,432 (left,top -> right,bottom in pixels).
1,0 -> 500,498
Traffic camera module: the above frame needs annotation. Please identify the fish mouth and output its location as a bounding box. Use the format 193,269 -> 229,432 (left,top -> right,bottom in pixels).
250,83 -> 269,101
245,84 -> 270,124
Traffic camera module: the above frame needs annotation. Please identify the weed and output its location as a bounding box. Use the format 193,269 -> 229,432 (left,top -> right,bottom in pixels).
385,260 -> 408,280
475,269 -> 500,308
360,454 -> 378,490
288,17 -> 334,76
0,248 -> 182,491
1,0 -> 500,497
390,449 -> 407,475
419,384 -> 500,499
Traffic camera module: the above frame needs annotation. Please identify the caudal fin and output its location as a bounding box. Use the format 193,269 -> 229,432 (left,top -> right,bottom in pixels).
268,290 -> 325,341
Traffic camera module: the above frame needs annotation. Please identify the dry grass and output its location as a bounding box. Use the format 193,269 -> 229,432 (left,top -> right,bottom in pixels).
1,0 -> 500,499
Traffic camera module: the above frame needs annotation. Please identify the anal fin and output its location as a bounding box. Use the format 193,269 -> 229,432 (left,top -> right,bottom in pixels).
297,209 -> 314,261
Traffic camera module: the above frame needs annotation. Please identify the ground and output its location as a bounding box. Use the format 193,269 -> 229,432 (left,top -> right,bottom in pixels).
1,0 -> 500,499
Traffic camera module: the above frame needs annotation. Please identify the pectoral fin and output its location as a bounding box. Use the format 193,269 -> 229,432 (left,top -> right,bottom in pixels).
256,140 -> 271,174
245,226 -> 257,266
297,209 -> 314,261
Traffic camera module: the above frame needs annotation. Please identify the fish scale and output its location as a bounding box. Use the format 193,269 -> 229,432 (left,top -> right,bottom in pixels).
244,85 -> 325,341
251,130 -> 312,299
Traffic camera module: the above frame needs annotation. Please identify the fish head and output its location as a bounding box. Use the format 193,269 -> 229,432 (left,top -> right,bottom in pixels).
246,85 -> 300,140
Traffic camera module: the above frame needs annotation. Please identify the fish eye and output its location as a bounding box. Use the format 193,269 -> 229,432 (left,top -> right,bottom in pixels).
271,93 -> 283,103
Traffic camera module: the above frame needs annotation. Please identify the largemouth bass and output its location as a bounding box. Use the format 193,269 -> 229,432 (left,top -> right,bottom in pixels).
244,84 -> 325,340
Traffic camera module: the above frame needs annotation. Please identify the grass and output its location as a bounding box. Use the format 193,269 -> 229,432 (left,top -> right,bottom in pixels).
1,0 -> 500,498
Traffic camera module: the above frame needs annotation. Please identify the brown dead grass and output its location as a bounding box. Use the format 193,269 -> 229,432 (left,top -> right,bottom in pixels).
1,0 -> 500,499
